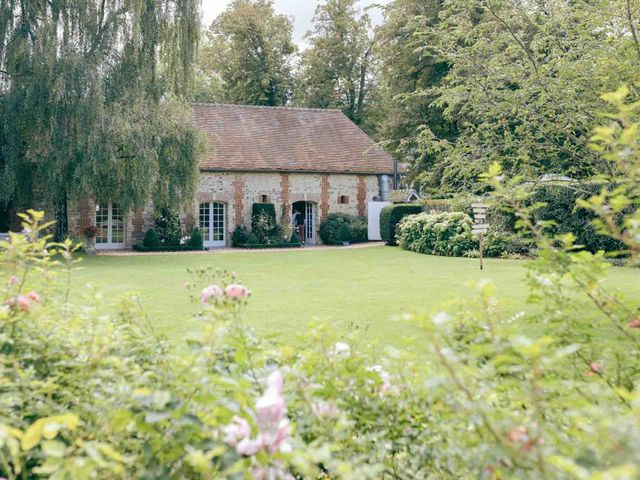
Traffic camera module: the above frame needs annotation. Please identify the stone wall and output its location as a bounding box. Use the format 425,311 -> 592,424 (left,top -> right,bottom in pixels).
193,172 -> 381,246
69,171 -> 382,249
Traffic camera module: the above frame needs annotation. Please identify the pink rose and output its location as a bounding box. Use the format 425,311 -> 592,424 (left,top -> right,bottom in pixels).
628,318 -> 640,329
255,387 -> 285,429
8,275 -> 18,287
267,370 -> 283,395
223,416 -> 251,446
586,362 -> 601,377
225,284 -> 250,300
27,291 -> 41,303
236,437 -> 263,456
16,295 -> 31,311
200,285 -> 223,304
261,419 -> 291,454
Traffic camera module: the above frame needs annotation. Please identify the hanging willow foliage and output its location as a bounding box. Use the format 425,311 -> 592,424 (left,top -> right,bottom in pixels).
0,0 -> 205,238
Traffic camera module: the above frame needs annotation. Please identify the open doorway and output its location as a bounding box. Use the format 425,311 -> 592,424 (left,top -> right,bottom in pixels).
292,201 -> 315,245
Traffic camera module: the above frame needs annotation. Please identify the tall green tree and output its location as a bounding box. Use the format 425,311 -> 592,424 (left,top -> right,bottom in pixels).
0,0 -> 206,239
376,0 -> 454,180
203,0 -> 297,106
378,0 -> 640,195
296,0 -> 376,127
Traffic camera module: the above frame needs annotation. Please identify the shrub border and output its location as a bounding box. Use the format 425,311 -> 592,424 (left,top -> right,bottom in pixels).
132,244 -> 205,252
235,242 -> 303,250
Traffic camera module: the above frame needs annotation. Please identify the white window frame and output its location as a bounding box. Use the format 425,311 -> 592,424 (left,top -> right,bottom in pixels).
200,202 -> 226,248
95,202 -> 126,250
304,202 -> 315,245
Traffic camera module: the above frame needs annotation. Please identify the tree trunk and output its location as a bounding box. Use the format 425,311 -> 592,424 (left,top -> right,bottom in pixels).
54,192 -> 68,242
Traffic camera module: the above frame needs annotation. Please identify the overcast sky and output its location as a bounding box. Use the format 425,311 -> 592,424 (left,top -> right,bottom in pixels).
201,0 -> 391,47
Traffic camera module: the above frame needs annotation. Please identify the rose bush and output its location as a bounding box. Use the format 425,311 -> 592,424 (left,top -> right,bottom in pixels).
0,88 -> 639,478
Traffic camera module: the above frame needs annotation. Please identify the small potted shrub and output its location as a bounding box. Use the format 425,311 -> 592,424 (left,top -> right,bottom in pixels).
338,223 -> 352,246
82,225 -> 98,254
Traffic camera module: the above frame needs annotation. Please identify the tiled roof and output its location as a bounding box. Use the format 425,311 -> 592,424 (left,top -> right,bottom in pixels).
388,189 -> 421,203
191,103 -> 395,174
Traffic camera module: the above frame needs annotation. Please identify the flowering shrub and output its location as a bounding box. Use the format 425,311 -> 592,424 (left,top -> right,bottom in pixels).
0,89 -> 639,478
251,210 -> 283,244
396,211 -> 477,256
408,88 -> 640,478
0,211 -> 422,478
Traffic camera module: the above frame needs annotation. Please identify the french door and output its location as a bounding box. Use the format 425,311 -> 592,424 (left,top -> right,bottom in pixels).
95,202 -> 125,249
199,202 -> 226,248
304,202 -> 315,245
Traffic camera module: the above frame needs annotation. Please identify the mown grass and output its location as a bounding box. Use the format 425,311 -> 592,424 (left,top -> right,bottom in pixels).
66,246 -> 640,353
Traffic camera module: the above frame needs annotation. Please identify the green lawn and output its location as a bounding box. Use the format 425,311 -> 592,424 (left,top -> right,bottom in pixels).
70,246 -> 640,352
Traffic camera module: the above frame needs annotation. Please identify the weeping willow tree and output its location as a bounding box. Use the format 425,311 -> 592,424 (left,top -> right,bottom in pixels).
0,0 -> 206,239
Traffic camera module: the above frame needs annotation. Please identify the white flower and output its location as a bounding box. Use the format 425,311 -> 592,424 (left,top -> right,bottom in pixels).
333,342 -> 350,356
432,311 -> 451,326
535,275 -> 554,288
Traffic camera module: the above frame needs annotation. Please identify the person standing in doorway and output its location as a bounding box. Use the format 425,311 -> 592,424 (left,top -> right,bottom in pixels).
292,208 -> 305,244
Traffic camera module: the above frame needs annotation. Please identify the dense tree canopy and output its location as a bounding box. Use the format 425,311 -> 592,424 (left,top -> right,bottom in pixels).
3,0 -> 640,233
378,0 -> 640,194
376,0 -> 453,179
201,0 -> 297,106
0,0 -> 205,238
296,0 -> 376,128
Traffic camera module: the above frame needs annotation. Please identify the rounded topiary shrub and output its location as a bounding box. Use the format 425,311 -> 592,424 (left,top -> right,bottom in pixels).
189,228 -> 204,249
232,225 -> 250,247
380,204 -> 423,246
319,213 -> 368,245
396,211 -> 477,257
338,223 -> 352,244
143,228 -> 161,248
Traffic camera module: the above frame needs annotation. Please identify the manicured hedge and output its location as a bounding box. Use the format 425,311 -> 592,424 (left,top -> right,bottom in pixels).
380,204 -> 423,246
318,214 -> 368,245
133,244 -> 204,252
235,242 -> 303,249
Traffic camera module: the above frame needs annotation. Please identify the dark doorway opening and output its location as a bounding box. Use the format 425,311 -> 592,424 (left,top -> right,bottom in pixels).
292,201 -> 315,245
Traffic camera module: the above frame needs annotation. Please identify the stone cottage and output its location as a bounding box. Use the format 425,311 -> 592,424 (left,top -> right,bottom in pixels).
69,104 -> 395,249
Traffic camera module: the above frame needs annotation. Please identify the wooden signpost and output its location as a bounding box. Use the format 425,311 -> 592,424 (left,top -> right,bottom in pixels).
471,202 -> 489,270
